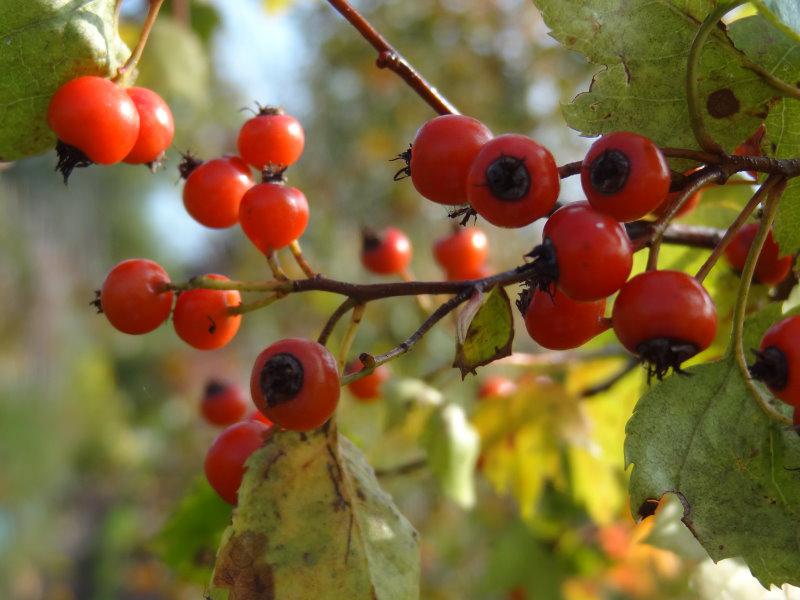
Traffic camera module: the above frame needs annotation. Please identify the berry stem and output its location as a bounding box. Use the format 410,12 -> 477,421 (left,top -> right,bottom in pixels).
228,293 -> 285,316
337,302 -> 366,373
694,175 -> 780,282
114,0 -> 165,83
289,240 -> 317,278
325,0 -> 458,115
318,297 -> 359,346
557,161 -> 582,179
731,177 -> 792,425
266,251 -> 289,281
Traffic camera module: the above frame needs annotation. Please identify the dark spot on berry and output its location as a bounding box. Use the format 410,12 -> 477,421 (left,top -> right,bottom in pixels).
588,149 -> 630,195
636,338 -> 698,382
706,88 -> 740,118
204,379 -> 227,397
391,145 -> 412,181
261,165 -> 287,183
55,140 -> 93,184
749,346 -> 788,390
521,238 -> 560,296
483,155 -> 531,201
178,152 -> 203,180
361,227 -> 381,253
207,316 -> 217,334
90,290 -> 103,314
255,103 -> 283,116
260,352 -> 305,407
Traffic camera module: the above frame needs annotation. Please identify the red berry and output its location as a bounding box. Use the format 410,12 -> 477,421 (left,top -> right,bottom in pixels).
750,316 -> 800,407
123,87 -> 174,164
409,115 -> 493,205
237,110 -> 305,170
361,228 -> 412,276
581,132 -> 670,222
248,410 -> 273,426
239,182 -> 309,253
346,360 -> 390,401
541,201 -> 632,301
47,76 -> 140,164
523,288 -> 608,350
466,134 -> 559,228
651,188 -> 703,220
182,156 -> 254,229
433,227 -> 489,280
612,271 -> 717,377
100,259 -> 173,334
477,376 -> 517,399
201,379 -> 249,426
724,223 -> 792,285
173,274 -> 242,350
204,420 -> 271,504
250,338 -> 340,431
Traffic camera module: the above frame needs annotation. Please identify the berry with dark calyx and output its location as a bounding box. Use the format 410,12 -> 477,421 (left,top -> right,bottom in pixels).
477,376 -> 517,400
522,287 -> 608,351
346,359 -> 390,402
724,223 -> 793,285
466,134 -> 559,228
581,132 -> 670,222
408,115 -> 493,205
201,379 -> 249,426
123,87 -> 175,165
237,106 -> 305,171
612,271 -> 717,380
433,226 -> 489,280
173,274 -> 242,350
100,258 -> 174,334
536,201 -> 633,301
181,155 -> 254,229
361,227 -> 412,276
749,315 -> 800,406
239,181 -> 309,253
250,338 -> 339,431
204,420 -> 271,504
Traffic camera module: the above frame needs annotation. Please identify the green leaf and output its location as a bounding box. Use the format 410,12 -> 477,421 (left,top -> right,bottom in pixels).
209,426 -> 419,600
420,404 -> 480,508
453,286 -> 513,377
625,304 -> 800,588
753,0 -> 800,44
531,0 -> 786,153
0,0 -> 129,160
151,477 -> 231,585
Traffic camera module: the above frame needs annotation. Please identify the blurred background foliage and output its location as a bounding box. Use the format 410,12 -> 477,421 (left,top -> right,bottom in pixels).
0,0 -> 786,598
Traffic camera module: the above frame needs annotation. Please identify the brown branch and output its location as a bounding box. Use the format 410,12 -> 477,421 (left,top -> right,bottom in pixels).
114,0 -> 165,82
318,297 -> 359,345
326,0 -> 458,115
580,358 -> 640,398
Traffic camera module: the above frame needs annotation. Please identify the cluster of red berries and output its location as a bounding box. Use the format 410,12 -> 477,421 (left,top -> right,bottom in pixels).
47,76 -> 174,180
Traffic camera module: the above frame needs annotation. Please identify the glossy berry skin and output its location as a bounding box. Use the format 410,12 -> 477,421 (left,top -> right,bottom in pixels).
433,227 -> 489,280
753,316 -> 800,407
204,420 -> 271,504
524,288 -> 608,350
410,115 -> 493,205
100,259 -> 173,334
237,112 -> 305,170
123,87 -> 174,164
612,270 -> 717,355
183,157 -> 254,229
361,228 -> 412,276
250,338 -> 339,431
724,223 -> 792,285
543,202 -> 633,301
173,274 -> 242,350
581,132 -> 670,222
346,360 -> 390,402
47,76 -> 140,164
477,376 -> 517,400
467,134 -> 560,228
201,380 -> 249,426
239,183 -> 309,253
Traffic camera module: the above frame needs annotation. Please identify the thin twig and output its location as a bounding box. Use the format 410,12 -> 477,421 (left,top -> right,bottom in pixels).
318,297 -> 358,345
580,358 -> 640,398
289,240 -> 317,278
374,458 -> 427,478
338,303 -> 366,373
266,251 -> 288,280
114,0 -> 165,82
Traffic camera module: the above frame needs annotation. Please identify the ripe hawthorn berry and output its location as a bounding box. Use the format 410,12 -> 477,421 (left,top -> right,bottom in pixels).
181,155 -> 254,229
522,287 -> 608,351
237,107 -> 305,171
749,315 -> 800,407
204,420 -> 271,504
724,223 -> 792,285
406,115 -> 493,205
123,87 -> 175,165
361,227 -> 412,276
531,201 -> 632,301
612,270 -> 717,379
250,338 -> 339,431
345,359 -> 390,402
47,76 -> 140,179
173,274 -> 242,350
466,134 -> 560,228
581,131 -> 670,222
200,379 -> 249,426
477,376 -> 517,400
433,226 -> 489,280
239,181 -> 309,253
100,258 -> 173,335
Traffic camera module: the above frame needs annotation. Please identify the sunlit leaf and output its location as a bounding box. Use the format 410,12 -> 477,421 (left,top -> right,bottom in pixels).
453,286 -> 514,377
